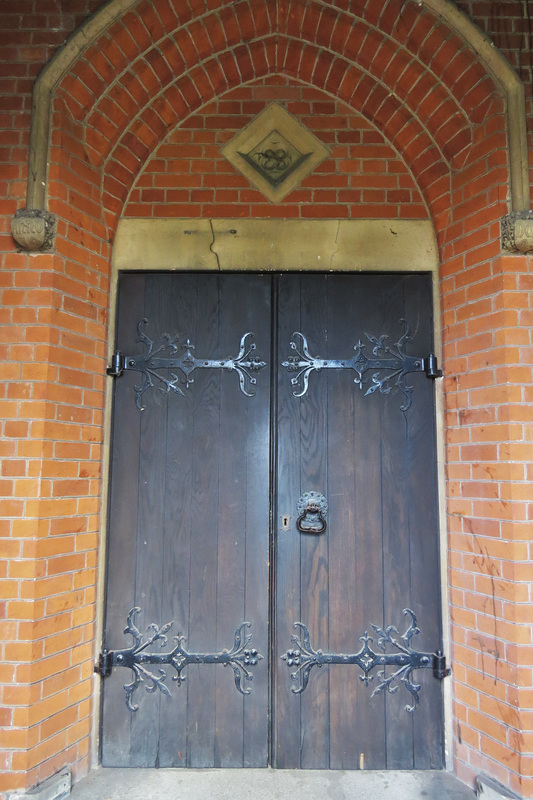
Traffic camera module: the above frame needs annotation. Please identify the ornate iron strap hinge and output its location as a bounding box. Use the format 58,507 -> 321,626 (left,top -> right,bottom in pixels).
281,608 -> 450,712
282,321 -> 442,410
107,319 -> 267,410
95,608 -> 263,711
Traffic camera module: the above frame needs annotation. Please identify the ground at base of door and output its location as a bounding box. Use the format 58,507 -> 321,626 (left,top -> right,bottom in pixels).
68,767 -> 476,800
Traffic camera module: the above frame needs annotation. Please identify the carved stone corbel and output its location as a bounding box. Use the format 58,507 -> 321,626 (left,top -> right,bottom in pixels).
11,208 -> 56,251
501,210 -> 533,254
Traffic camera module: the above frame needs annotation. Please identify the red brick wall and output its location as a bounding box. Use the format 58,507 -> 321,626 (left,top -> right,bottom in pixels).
52,0 -> 491,235
455,0 -> 533,197
1,5 -> 109,794
0,0 -> 105,231
0,235 -> 108,792
0,1 -> 532,798
442,248 -> 533,792
123,78 -> 427,220
439,8 -> 533,791
1,2 -> 531,234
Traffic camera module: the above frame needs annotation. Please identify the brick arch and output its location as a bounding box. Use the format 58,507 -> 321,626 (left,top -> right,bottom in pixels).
7,2 -> 532,796
51,0 -> 500,235
61,0 -> 477,167
124,75 -> 430,220
28,0 -> 529,217
94,43 -> 451,232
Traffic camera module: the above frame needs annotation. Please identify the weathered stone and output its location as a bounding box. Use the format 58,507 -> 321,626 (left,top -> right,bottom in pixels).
501,210 -> 533,253
7,768 -> 70,800
11,208 -> 56,251
476,774 -> 522,800
112,218 -> 438,274
221,104 -> 330,204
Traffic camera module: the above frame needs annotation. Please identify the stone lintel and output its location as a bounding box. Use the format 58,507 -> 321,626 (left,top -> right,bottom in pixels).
112,218 -> 438,274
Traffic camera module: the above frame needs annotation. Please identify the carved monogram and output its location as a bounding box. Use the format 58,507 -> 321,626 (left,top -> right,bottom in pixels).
11,208 -> 56,251
501,211 -> 533,254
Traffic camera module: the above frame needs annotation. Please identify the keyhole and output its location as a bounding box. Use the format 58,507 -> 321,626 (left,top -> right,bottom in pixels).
281,515 -> 291,531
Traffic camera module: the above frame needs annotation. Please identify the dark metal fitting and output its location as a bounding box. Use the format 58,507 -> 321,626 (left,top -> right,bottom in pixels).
95,648 -> 113,678
432,649 -> 450,680
98,608 -> 263,710
283,609 -> 451,711
107,351 -> 125,378
424,353 -> 442,379
296,491 -> 328,534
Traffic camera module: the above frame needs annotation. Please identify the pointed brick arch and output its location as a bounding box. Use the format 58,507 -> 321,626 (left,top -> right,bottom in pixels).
28,0 -> 528,227
6,2 -> 533,797
91,49 -> 451,230
50,0 -> 500,234
63,0 -> 475,168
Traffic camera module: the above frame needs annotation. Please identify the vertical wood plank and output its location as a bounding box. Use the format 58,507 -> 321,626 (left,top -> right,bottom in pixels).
273,274 -> 302,768
403,274 -> 444,768
327,275 -> 387,770
379,275 -> 416,768
240,276 -> 271,768
214,275 -> 247,768
213,275 -> 270,767
101,272 -> 146,767
158,273 -> 198,767
128,275 -> 173,766
298,276 -> 330,769
185,276 -> 222,767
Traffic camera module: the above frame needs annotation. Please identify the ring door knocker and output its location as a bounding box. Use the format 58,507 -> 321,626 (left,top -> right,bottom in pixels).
296,492 -> 328,534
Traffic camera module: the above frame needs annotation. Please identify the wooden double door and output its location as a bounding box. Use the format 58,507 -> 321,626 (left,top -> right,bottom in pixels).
101,272 -> 444,770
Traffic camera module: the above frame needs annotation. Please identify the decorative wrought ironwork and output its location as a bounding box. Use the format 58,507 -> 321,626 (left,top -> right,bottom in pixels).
107,319 -> 267,410
282,321 -> 442,411
96,608 -> 263,711
296,491 -> 328,534
281,608 -> 449,712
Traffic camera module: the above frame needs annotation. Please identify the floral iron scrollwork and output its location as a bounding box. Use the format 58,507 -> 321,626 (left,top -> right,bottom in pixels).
281,608 -> 449,712
107,319 -> 268,410
96,608 -> 263,711
282,321 -> 441,411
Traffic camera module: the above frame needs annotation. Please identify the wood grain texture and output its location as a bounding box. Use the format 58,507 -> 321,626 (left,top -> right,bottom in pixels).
101,273 -> 145,767
272,275 -> 303,768
102,273 -> 444,770
102,274 -> 271,767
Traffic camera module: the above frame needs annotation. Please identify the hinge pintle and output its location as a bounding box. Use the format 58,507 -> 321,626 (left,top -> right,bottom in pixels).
433,649 -> 450,680
95,648 -> 113,678
424,353 -> 442,379
107,351 -> 125,378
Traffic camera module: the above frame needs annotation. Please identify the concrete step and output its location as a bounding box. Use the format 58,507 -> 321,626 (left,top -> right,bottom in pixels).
68,768 -> 476,800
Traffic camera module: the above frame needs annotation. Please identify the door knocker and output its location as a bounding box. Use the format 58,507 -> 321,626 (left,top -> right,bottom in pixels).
296,492 -> 328,534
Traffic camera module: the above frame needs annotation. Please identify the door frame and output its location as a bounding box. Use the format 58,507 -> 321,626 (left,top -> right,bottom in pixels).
95,218 -> 451,769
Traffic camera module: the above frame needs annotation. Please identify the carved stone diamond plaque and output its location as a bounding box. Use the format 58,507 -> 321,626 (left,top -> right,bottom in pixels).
221,103 -> 330,203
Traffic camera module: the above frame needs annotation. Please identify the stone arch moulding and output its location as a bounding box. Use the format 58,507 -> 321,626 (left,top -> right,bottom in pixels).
11,0 -> 533,252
